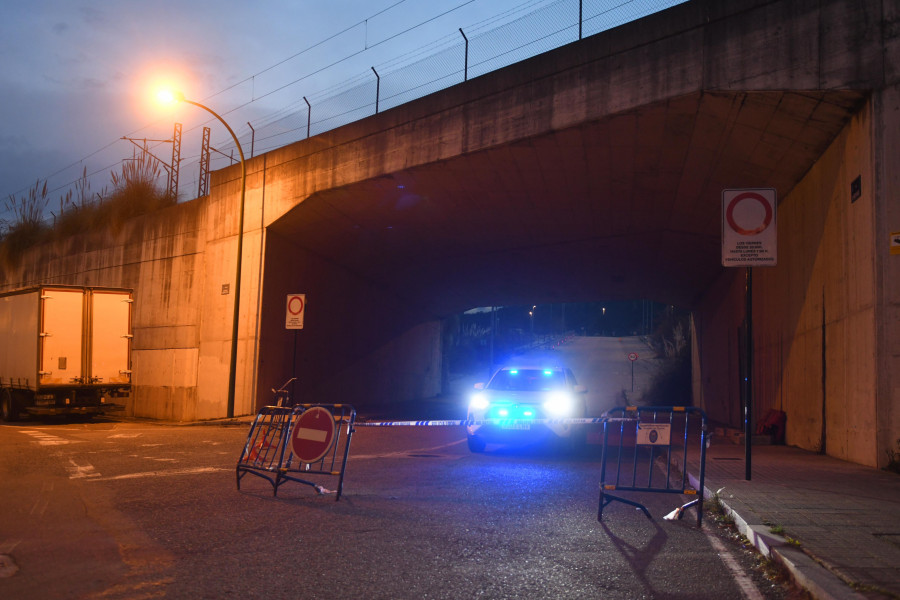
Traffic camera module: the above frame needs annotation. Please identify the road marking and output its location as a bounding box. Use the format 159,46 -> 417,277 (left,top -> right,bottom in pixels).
88,466 -> 229,481
67,458 -> 101,479
19,430 -> 73,446
702,522 -> 764,600
29,495 -> 50,516
108,433 -> 142,438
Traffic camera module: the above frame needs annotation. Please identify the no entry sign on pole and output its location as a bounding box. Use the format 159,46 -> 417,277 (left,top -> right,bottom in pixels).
286,293 -> 306,329
722,188 -> 777,267
291,406 -> 336,463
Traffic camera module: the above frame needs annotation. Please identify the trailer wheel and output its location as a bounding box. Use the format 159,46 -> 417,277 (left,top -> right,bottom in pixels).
1,390 -> 19,422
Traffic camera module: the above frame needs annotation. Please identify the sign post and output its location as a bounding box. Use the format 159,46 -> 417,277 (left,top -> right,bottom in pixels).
722,188 -> 776,482
628,352 -> 639,392
286,294 -> 306,401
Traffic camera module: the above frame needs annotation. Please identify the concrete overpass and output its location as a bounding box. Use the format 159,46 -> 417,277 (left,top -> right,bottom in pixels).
2,0 -> 897,468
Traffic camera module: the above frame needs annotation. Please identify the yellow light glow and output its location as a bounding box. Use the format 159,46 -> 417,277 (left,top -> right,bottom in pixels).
156,89 -> 184,105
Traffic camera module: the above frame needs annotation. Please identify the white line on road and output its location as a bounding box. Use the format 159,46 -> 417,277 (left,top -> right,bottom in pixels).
19,430 -> 75,446
67,458 -> 101,479
702,522 -> 764,600
87,466 -> 230,481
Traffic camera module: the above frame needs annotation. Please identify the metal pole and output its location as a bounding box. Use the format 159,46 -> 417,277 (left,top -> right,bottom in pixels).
304,96 -> 311,139
459,28 -> 469,81
371,67 -> 380,114
579,0 -> 583,40
246,122 -> 255,158
182,98 -> 246,419
745,267 -> 753,480
292,329 -> 298,402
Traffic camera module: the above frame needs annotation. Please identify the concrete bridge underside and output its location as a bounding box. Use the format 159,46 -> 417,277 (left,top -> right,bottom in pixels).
268,89 -> 864,315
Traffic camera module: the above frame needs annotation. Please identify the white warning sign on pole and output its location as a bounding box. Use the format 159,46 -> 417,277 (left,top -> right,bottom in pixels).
286,294 -> 306,330
722,188 -> 777,267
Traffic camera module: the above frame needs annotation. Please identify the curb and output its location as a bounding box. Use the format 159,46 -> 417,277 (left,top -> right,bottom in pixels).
687,471 -> 866,600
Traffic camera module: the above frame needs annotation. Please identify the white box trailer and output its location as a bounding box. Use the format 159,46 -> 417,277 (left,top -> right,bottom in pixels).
0,286 -> 132,420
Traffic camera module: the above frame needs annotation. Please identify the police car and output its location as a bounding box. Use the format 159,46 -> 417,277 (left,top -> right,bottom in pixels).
466,364 -> 587,452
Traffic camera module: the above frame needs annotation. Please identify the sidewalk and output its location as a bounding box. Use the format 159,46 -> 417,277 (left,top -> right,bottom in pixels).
686,439 -> 900,600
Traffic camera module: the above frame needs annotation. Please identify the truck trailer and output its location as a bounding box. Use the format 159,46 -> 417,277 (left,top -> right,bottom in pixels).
0,286 -> 132,421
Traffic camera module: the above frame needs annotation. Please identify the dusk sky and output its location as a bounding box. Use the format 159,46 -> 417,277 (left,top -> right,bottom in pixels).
0,0 -> 677,222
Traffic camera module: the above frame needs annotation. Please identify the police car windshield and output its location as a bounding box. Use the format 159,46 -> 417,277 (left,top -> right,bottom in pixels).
487,369 -> 566,392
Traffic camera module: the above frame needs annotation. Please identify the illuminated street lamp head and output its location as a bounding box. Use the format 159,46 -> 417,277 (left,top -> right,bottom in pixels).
156,89 -> 185,105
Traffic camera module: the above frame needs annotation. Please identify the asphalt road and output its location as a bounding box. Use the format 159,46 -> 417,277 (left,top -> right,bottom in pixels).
2,419 -> 783,598
1,337 -> 795,599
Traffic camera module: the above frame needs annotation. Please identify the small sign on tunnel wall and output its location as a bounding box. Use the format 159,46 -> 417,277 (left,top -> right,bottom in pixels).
891,232 -> 900,256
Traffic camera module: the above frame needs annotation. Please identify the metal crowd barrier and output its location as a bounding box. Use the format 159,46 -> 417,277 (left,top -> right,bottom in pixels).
236,404 -> 356,501
236,405 -> 293,491
597,406 -> 707,527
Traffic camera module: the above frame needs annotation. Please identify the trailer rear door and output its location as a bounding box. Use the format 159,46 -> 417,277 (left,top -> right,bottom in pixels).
90,290 -> 132,385
40,289 -> 84,385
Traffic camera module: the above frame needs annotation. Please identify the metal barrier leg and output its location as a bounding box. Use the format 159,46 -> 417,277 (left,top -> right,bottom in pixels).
598,490 -> 652,521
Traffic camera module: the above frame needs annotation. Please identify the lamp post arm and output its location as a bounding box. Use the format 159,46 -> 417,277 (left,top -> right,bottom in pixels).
183,98 -> 247,419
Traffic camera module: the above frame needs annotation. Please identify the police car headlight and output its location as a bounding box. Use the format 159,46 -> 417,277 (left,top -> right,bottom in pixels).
543,391 -> 574,416
469,393 -> 489,411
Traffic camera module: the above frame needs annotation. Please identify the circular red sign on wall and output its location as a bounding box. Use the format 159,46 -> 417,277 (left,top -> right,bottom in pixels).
291,406 -> 336,463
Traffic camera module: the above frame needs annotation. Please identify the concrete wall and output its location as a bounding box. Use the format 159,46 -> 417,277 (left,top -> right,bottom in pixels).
0,180 -> 443,419
695,101 -> 889,467
0,199 -> 210,420
874,0 -> 900,469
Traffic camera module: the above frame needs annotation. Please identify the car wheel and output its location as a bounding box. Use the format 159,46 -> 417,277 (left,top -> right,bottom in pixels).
1,390 -> 20,422
467,434 -> 486,453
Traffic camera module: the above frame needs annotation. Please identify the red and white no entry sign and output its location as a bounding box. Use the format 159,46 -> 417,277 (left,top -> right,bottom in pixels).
721,188 -> 777,267
291,406 -> 336,463
285,293 -> 306,330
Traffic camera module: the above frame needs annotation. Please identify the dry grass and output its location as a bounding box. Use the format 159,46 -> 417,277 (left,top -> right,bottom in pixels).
1,157 -> 175,268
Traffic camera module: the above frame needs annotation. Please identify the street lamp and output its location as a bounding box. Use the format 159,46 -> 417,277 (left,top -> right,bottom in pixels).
158,90 -> 246,418
530,305 -> 536,338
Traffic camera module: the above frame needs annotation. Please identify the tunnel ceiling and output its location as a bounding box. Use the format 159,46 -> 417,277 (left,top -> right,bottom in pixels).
269,89 -> 866,317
